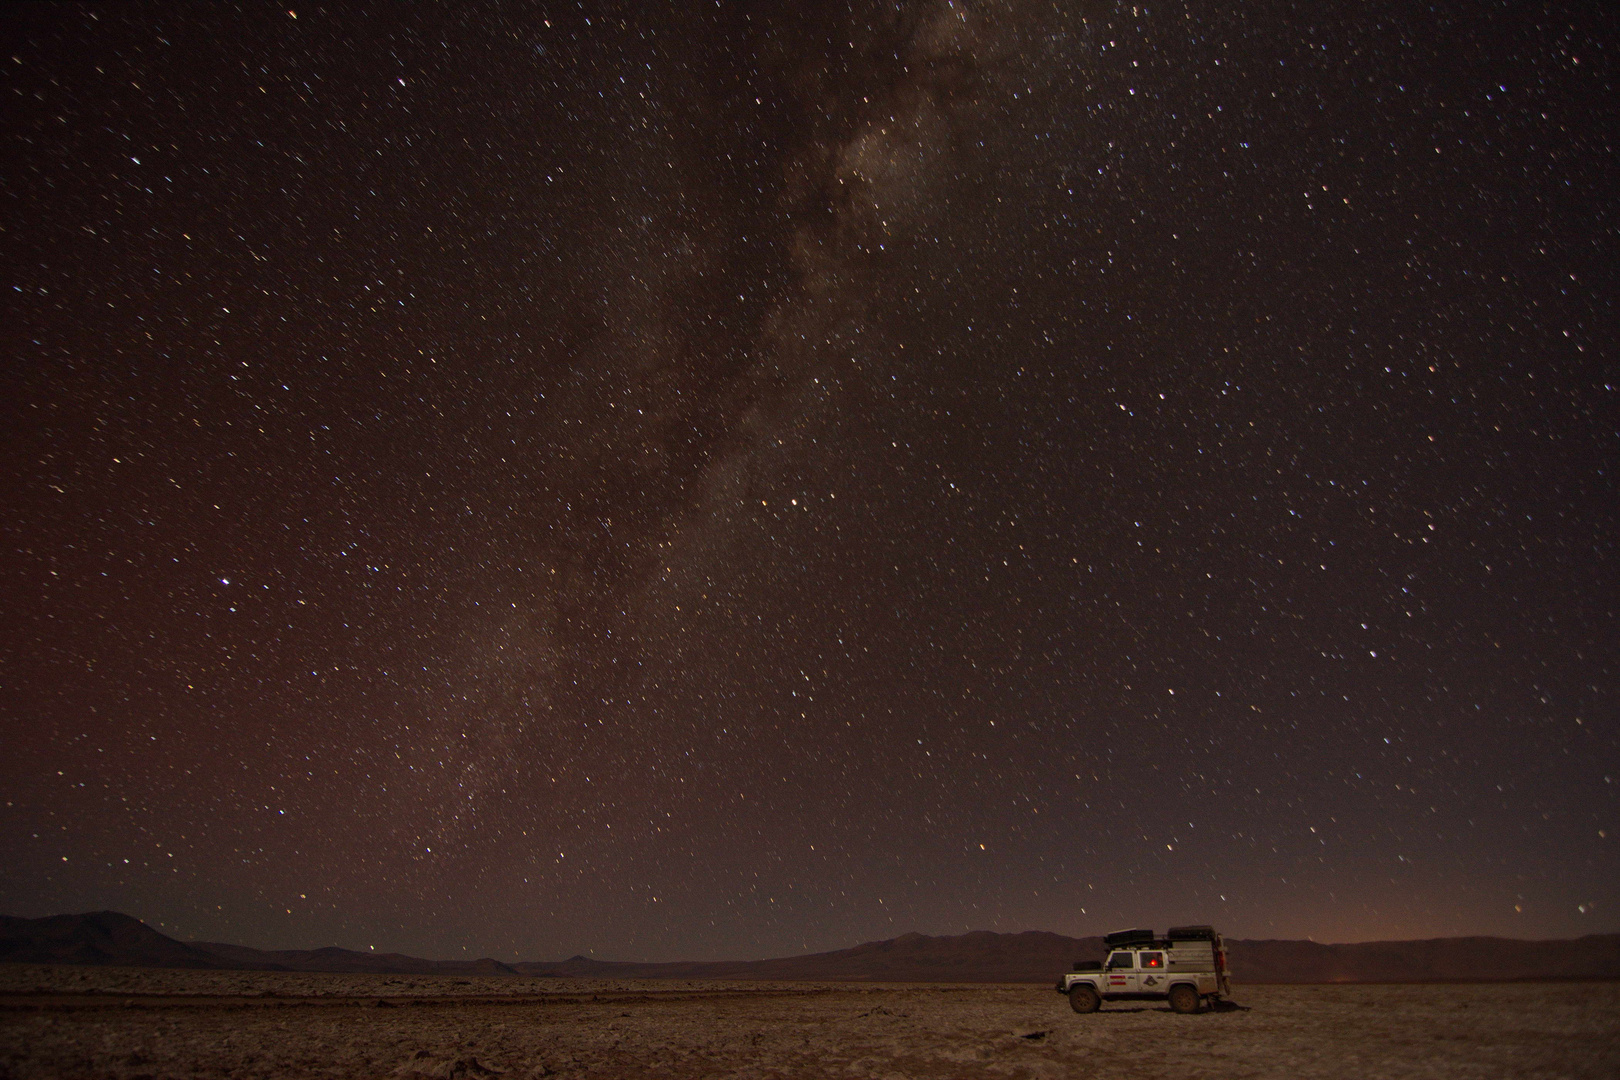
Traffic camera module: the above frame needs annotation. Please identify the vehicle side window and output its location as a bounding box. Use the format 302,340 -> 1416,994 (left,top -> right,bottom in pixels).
1140,952 -> 1164,968
1106,952 -> 1135,970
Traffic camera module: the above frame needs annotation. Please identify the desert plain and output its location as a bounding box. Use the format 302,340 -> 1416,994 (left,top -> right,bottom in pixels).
0,965 -> 1615,1079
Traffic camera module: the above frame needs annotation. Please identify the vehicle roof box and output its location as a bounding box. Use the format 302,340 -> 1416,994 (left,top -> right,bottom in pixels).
1104,928 -> 1156,947
1166,925 -> 1217,941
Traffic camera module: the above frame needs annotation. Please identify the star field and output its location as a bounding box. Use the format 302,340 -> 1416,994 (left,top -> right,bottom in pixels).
1,1 -> 1614,961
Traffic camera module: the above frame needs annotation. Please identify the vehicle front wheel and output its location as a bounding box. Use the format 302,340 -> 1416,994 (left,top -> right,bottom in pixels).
1167,985 -> 1200,1014
1068,985 -> 1101,1014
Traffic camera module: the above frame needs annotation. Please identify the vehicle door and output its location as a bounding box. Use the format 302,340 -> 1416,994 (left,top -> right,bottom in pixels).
1104,950 -> 1137,994
1136,950 -> 1168,994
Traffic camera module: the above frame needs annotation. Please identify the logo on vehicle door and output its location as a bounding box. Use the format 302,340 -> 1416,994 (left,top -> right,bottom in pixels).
1142,975 -> 1160,987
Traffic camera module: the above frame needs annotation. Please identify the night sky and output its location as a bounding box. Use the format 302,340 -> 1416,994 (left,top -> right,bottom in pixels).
3,1 -> 1615,963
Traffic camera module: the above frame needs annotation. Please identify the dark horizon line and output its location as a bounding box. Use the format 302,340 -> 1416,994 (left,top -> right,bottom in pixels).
14,910 -> 1619,968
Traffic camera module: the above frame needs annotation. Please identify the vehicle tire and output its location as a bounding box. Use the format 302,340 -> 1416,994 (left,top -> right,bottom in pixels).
1068,985 -> 1101,1014
1168,985 -> 1200,1014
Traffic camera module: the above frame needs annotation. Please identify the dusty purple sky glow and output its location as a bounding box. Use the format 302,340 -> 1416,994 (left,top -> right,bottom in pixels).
2,1 -> 1615,961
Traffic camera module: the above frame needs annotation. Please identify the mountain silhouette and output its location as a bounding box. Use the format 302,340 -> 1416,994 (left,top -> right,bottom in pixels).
4,913 -> 1617,982
0,911 -> 243,969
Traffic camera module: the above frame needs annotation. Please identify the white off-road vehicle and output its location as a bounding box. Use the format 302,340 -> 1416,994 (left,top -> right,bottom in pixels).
1057,926 -> 1231,1014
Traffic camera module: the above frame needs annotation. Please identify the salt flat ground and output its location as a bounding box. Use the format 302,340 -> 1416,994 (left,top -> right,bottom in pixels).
1,966 -> 1615,1079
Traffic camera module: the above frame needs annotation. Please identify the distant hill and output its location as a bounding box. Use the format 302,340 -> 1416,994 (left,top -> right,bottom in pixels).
4,912 -> 1618,983
0,913 -> 513,976
0,911 -> 243,969
510,930 -> 1106,982
195,941 -> 519,976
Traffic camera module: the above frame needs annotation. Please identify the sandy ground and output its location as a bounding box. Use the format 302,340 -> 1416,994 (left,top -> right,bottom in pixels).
1,966 -> 1616,1079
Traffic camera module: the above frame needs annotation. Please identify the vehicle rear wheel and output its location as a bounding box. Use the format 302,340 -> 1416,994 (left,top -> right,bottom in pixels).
1068,985 -> 1101,1014
1167,984 -> 1200,1014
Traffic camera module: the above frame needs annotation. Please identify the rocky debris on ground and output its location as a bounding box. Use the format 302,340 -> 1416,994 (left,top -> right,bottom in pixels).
394,1049 -> 505,1078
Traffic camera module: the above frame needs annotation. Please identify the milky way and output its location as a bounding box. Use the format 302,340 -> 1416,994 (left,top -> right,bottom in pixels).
2,1 -> 1614,961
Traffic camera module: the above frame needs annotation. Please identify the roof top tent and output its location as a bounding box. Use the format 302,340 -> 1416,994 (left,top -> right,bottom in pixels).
1104,928 -> 1156,948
